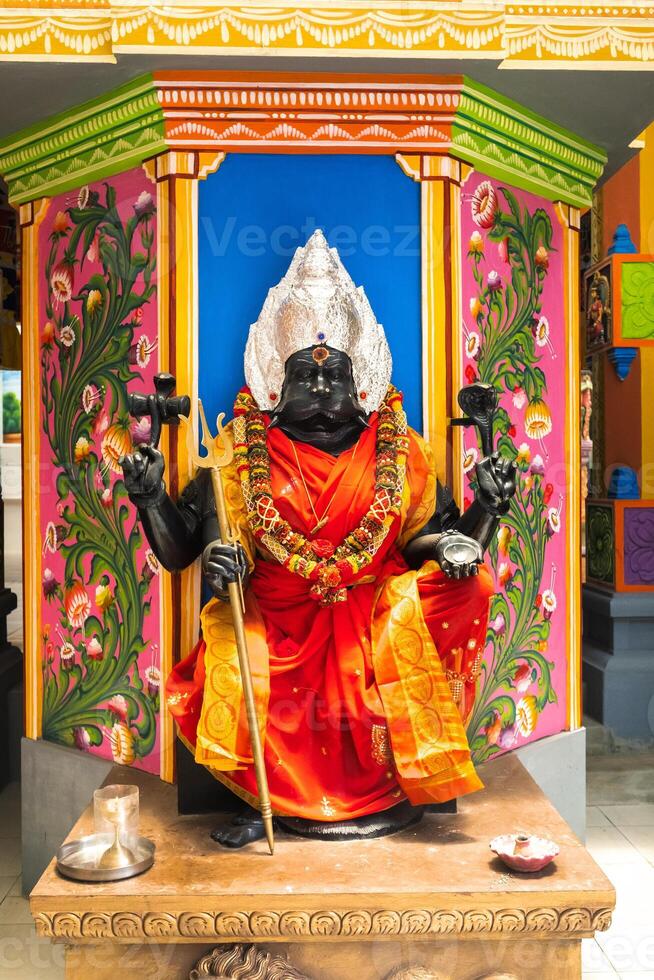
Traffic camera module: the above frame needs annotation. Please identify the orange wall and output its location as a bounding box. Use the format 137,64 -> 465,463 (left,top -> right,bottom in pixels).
599,153 -> 643,488
601,155 -> 640,255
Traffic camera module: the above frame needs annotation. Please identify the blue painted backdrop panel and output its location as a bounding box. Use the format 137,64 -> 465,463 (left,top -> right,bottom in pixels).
198,153 -> 422,431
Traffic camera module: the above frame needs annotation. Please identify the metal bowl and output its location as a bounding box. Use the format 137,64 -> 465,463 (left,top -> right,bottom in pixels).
56,833 -> 155,882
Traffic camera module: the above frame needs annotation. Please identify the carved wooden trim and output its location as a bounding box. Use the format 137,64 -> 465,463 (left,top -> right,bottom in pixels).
33,905 -> 613,941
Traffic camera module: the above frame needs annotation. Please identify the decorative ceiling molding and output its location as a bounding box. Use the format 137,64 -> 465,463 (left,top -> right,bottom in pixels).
0,1 -> 652,66
0,72 -> 606,207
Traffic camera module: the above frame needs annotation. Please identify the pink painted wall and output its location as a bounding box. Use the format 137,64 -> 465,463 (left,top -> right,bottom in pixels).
38,168 -> 161,773
459,173 -> 567,761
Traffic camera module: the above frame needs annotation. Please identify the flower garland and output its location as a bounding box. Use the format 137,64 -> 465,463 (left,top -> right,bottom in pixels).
233,385 -> 409,605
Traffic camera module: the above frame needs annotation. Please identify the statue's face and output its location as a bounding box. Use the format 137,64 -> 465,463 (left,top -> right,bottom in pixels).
270,346 -> 368,454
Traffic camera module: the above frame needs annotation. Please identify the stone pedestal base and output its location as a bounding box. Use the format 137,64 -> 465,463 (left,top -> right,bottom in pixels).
583,584 -> 654,739
31,755 -> 614,980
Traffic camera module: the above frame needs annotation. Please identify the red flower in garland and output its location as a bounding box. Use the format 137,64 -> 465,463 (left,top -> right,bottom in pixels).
311,538 -> 335,559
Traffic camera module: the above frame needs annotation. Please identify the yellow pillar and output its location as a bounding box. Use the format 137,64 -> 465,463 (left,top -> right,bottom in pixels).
396,154 -> 467,499
151,150 -> 224,781
555,203 -> 582,732
19,198 -> 49,740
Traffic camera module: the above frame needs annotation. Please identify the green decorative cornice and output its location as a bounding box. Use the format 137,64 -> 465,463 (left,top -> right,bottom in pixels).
453,78 -> 606,209
0,72 -> 605,208
0,74 -> 166,204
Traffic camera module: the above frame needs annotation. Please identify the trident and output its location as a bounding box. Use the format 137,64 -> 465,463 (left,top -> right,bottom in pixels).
181,402 -> 275,855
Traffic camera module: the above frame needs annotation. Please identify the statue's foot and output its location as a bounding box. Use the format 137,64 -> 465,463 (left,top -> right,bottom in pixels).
210,805 -> 265,848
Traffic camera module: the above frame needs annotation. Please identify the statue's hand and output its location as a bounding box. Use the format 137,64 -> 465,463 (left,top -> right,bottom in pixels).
475,451 -> 517,516
202,541 -> 249,597
119,445 -> 166,507
435,530 -> 483,579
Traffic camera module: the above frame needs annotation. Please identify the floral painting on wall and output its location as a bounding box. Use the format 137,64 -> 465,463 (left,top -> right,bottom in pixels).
39,169 -> 162,773
460,174 -> 567,762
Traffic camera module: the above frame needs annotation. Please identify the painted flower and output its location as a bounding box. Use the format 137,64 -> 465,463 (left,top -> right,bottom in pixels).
547,506 -> 561,536
77,186 -> 90,209
534,315 -> 550,348
463,445 -> 478,474
469,296 -> 483,320
42,568 -> 59,598
465,332 -> 480,359
73,727 -> 91,751
464,364 -> 477,384
498,724 -> 518,749
52,211 -> 70,234
487,270 -> 502,291
525,399 -> 552,441
523,474 -> 534,492
145,665 -> 161,699
512,386 -> 527,410
542,589 -> 557,620
142,550 -> 159,583
58,324 -> 76,348
489,611 -> 506,636
130,416 -> 151,446
498,237 -> 510,264
86,635 -> 103,661
45,641 -> 55,665
65,583 -> 91,629
95,582 -> 114,611
468,231 -> 484,254
543,482 -> 554,504
50,262 -> 74,306
508,424 -> 516,437
531,454 -> 545,476
134,191 -> 155,219
74,436 -> 90,463
91,408 -> 109,439
485,711 -> 502,746
86,232 -> 101,264
41,320 -> 55,346
513,662 -> 536,694
101,423 -> 132,475
498,526 -> 513,555
516,442 -> 531,468
86,289 -> 103,314
535,246 -> 549,270
82,384 -> 102,414
128,334 -> 157,369
516,695 -> 538,737
107,694 -> 129,722
108,722 -> 136,766
471,180 -> 498,229
101,487 -> 113,508
43,522 -> 66,553
60,642 -> 75,671
498,562 -> 513,587
133,307 -> 144,325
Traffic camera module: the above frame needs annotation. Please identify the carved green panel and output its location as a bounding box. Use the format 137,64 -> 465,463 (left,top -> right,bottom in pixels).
587,503 -> 615,586
621,261 -> 654,341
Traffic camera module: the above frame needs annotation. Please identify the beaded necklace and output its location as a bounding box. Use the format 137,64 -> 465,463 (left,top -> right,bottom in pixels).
232,386 -> 409,605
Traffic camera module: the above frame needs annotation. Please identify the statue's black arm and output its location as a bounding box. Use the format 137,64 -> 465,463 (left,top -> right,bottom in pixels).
135,472 -> 214,573
402,482 -> 498,570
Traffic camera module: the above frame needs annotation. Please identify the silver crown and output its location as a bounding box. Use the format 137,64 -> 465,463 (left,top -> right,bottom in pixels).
244,229 -> 392,412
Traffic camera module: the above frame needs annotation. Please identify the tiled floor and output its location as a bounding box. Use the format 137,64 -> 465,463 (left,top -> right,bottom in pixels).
0,755 -> 652,978
583,751 -> 654,979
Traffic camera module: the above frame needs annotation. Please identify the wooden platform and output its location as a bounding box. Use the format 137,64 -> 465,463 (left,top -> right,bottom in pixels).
30,753 -> 615,980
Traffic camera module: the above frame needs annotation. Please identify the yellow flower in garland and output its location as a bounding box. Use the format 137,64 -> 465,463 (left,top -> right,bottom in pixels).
86,289 -> 103,315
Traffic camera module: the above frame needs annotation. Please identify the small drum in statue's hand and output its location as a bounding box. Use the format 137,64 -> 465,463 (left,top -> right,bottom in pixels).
435,530 -> 483,579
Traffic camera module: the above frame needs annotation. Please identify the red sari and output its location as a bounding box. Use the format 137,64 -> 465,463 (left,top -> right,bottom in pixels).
167,415 -> 493,820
